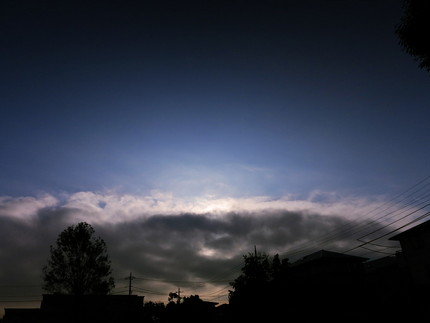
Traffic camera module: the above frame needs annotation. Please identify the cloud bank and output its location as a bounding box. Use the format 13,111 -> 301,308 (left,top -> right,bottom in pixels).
0,191 -> 396,315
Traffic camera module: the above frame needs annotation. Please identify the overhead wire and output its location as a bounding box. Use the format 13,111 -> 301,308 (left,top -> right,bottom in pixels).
119,176 -> 430,301
357,202 -> 430,241
20,176 -> 426,304
134,277 -> 232,284
0,299 -> 42,303
123,177 -> 430,298
281,175 -> 430,260
343,210 -> 430,254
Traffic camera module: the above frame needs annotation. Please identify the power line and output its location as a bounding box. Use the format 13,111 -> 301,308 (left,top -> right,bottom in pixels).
357,202 -> 430,241
0,299 -> 42,303
343,211 -> 430,254
0,295 -> 41,299
109,176 -> 430,303
358,245 -> 396,255
133,286 -> 166,296
134,277 -> 233,284
0,284 -> 42,288
281,175 -> 430,260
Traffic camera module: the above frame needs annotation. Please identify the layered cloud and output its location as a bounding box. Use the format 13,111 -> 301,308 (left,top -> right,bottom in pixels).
0,190 -> 401,315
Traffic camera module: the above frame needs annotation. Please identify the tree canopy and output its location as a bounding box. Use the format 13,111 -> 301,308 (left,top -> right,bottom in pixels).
42,222 -> 115,295
396,0 -> 430,72
228,249 -> 288,321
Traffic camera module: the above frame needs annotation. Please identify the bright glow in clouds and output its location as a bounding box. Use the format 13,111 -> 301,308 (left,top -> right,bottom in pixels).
6,190 -> 385,224
0,195 -> 58,220
2,188 -> 426,315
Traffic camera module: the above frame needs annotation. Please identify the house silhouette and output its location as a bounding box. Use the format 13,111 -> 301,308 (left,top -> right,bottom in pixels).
3,294 -> 144,323
389,219 -> 430,286
282,249 -> 369,321
5,220 -> 430,322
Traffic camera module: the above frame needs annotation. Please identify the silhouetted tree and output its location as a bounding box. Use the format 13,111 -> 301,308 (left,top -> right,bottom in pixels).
229,250 -> 272,303
143,301 -> 165,323
396,0 -> 430,72
228,250 -> 287,321
168,291 -> 182,304
163,295 -> 217,323
42,222 -> 115,295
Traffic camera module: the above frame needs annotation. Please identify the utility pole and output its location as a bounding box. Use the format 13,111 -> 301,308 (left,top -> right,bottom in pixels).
126,272 -> 135,295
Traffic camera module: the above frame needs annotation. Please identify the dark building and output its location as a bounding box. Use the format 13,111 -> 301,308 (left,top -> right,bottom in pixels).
291,249 -> 368,284
285,250 -> 369,321
389,220 -> 430,286
350,219 -> 430,320
3,294 -> 144,323
2,309 -> 41,323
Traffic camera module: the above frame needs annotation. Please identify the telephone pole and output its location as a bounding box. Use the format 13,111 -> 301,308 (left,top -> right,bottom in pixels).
126,272 -> 135,295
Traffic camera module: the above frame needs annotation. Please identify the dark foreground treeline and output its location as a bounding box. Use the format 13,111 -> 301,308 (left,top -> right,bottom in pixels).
2,250 -> 429,323
144,250 -> 428,323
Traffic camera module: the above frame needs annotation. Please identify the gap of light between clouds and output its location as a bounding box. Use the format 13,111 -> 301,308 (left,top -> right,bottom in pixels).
0,189 -> 404,307
0,190 -> 388,225
0,190 -> 394,277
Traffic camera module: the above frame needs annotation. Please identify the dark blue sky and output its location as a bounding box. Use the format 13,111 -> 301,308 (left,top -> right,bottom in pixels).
3,0 -> 430,312
1,0 -> 429,198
